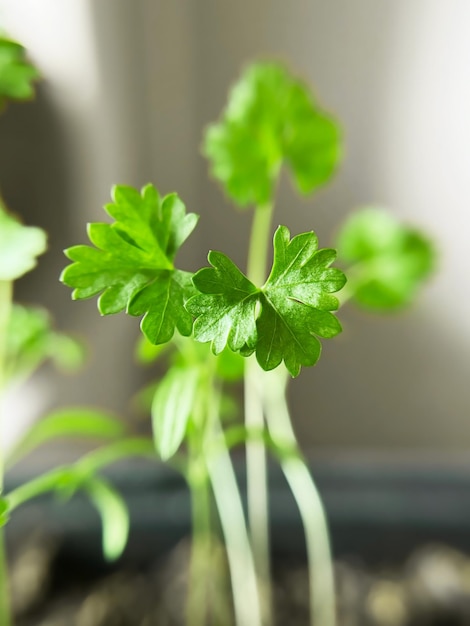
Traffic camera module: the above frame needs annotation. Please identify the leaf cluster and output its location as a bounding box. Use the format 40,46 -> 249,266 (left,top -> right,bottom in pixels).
62,185 -> 346,378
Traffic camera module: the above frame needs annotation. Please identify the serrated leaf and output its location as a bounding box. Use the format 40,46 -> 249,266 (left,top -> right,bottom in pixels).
61,184 -> 198,344
188,252 -> 259,354
336,208 -> 435,310
152,366 -> 199,461
0,201 -> 46,280
187,226 -> 346,376
6,304 -> 86,383
203,62 -> 341,207
7,407 -> 125,468
0,36 -> 39,110
128,270 -> 194,344
84,476 -> 129,561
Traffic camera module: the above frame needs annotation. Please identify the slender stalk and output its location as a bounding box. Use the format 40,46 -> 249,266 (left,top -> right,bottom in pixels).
263,367 -> 336,626
245,203 -> 274,623
0,280 -> 13,481
0,279 -> 13,626
206,385 -> 262,626
246,204 -> 274,287
187,459 -> 211,626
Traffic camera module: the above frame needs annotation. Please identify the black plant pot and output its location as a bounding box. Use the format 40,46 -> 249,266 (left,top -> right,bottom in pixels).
6,455 -> 470,625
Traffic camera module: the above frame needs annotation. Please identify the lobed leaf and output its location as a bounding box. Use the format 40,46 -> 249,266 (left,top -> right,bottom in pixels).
203,62 -> 341,207
336,208 -> 435,310
61,184 -> 198,344
187,226 -> 346,376
0,36 -> 39,110
188,252 -> 259,354
0,201 -> 46,280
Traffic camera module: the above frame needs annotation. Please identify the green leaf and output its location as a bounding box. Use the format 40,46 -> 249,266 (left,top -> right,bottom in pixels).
203,62 -> 341,207
6,407 -> 125,468
61,184 -> 198,344
188,252 -> 259,354
336,208 -> 435,310
188,226 -> 346,376
152,366 -> 199,461
128,270 -> 194,344
0,36 -> 39,110
84,476 -> 129,562
6,304 -> 86,382
0,201 -> 46,280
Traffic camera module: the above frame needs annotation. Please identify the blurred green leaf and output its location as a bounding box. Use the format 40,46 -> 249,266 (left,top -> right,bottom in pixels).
84,476 -> 129,562
6,304 -> 86,382
203,62 -> 341,207
215,346 -> 245,382
152,367 -> 199,460
336,208 -> 435,310
0,36 -> 39,110
0,201 -> 46,280
6,407 -> 125,468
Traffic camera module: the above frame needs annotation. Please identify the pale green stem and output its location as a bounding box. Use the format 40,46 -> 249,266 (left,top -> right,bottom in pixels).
245,203 -> 274,624
0,279 -> 12,626
185,363 -> 216,626
187,460 -> 211,626
206,386 -> 262,626
262,367 -> 336,626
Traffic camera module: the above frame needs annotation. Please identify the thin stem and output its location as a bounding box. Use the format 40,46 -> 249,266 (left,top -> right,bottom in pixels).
206,385 -> 262,626
245,203 -> 274,624
246,204 -> 274,287
263,367 -> 336,626
185,363 -> 215,626
0,533 -> 10,626
187,461 -> 211,626
0,279 -> 13,626
0,280 -> 13,485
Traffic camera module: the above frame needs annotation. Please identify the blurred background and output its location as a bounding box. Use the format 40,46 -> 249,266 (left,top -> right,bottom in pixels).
0,0 -> 468,453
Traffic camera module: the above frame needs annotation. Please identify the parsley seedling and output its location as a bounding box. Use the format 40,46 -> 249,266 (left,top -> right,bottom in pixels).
62,60 -> 435,626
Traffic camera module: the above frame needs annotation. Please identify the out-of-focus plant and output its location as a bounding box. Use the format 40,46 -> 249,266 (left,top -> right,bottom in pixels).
0,36 -> 156,626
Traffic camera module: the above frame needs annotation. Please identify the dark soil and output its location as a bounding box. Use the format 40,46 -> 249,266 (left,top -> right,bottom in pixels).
11,536 -> 470,626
